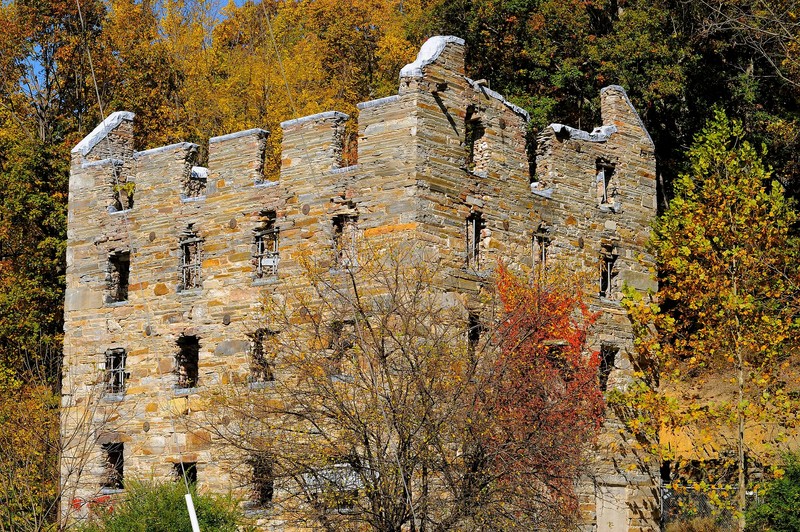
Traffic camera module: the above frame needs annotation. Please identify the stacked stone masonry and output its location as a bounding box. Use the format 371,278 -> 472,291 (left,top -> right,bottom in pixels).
62,36 -> 659,530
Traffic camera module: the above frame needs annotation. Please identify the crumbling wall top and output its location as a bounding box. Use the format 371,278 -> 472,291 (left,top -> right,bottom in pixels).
400,36 -> 465,78
71,111 -> 134,156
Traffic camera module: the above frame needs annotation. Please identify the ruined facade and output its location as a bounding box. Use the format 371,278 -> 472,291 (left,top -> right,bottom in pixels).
62,36 -> 658,530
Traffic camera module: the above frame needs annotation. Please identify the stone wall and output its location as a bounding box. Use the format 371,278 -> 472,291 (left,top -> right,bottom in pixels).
62,36 -> 659,530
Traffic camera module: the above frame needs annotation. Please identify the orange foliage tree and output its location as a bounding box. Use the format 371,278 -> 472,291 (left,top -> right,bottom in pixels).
490,263 -> 604,518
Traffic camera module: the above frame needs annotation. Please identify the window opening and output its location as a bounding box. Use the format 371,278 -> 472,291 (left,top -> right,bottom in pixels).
532,231 -> 550,273
111,180 -> 134,212
107,251 -> 130,303
465,212 -> 484,270
249,329 -> 276,383
183,166 -> 207,198
179,225 -> 202,290
467,313 -> 482,357
599,245 -> 618,298
465,107 -> 487,174
174,462 -> 197,485
254,211 -> 279,278
598,345 -> 618,392
596,160 -> 617,206
250,453 -> 275,507
176,335 -> 199,389
305,462 -> 361,514
101,442 -> 124,490
333,215 -> 358,270
104,348 -> 128,394
327,320 -> 355,379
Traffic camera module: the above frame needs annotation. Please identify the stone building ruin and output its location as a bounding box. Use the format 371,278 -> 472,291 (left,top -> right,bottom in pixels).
62,36 -> 658,530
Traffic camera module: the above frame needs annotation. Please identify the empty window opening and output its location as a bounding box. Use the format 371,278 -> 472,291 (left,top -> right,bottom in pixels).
660,460 -> 672,484
467,313 -> 482,356
104,348 -> 128,394
179,226 -> 202,290
596,160 -> 617,206
107,251 -> 130,303
176,335 -> 199,389
599,246 -> 618,298
111,180 -> 134,212
333,215 -> 358,270
183,166 -> 207,199
327,320 -> 355,378
598,345 -> 618,392
250,454 -> 275,507
249,329 -> 276,383
305,462 -> 361,514
532,232 -> 550,273
254,211 -> 279,279
466,212 -> 484,270
465,108 -> 488,174
174,462 -> 197,485
101,442 -> 124,490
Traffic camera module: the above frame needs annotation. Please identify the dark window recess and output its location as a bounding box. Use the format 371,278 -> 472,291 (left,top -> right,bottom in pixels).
174,462 -> 197,485
532,232 -> 550,272
101,442 -> 124,489
660,460 -> 672,484
465,212 -> 484,269
179,226 -> 202,290
598,345 -> 618,392
465,107 -> 487,173
332,215 -> 358,269
599,245 -> 618,298
105,348 -> 128,394
107,251 -> 130,303
250,454 -> 275,506
112,180 -> 134,211
467,313 -> 482,355
254,211 -> 279,278
250,329 -> 276,382
596,160 -> 617,206
183,166 -> 207,198
326,320 -> 355,377
176,336 -> 199,389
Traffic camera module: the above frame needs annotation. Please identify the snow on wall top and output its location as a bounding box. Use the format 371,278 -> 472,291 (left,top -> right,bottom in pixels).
72,111 -> 135,156
400,36 -> 465,78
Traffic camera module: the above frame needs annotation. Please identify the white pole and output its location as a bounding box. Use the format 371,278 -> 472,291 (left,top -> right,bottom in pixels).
185,493 -> 201,532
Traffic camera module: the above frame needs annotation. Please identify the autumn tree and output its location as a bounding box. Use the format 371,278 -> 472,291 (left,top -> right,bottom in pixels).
205,245 -> 602,531
621,111 -> 800,530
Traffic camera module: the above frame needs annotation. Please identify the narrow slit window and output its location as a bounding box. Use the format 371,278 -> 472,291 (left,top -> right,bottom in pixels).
466,212 -> 484,270
333,215 -> 358,270
175,335 -> 199,389
101,442 -> 124,490
249,329 -> 276,383
465,108 -> 488,174
179,226 -> 202,290
250,453 -> 275,507
596,160 -> 616,206
532,233 -> 550,273
599,245 -> 618,298
107,251 -> 130,303
598,345 -> 618,392
327,320 -> 355,379
254,211 -> 279,279
174,462 -> 197,485
467,313 -> 482,356
104,348 -> 127,394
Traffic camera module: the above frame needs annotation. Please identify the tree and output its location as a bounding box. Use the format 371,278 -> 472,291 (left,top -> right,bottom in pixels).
204,244 -> 603,531
745,452 -> 800,532
620,110 -> 800,530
